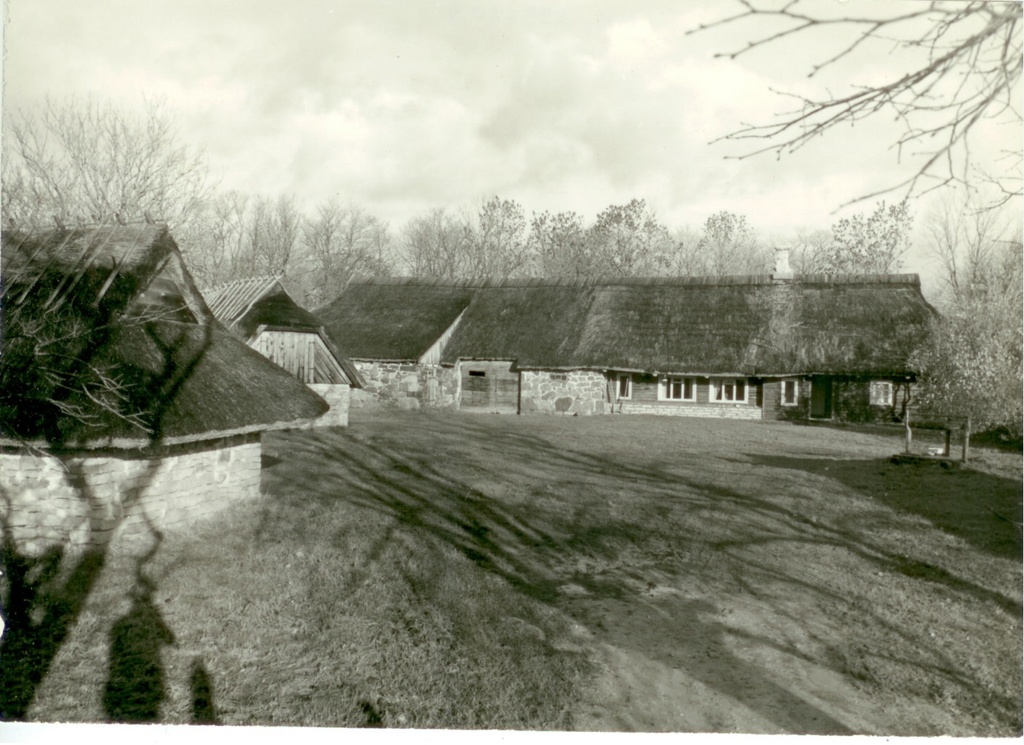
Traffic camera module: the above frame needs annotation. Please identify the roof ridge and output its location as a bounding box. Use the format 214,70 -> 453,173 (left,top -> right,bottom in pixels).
341,273 -> 922,289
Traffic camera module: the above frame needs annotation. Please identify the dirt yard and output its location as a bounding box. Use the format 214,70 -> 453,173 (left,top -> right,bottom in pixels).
14,410 -> 1022,734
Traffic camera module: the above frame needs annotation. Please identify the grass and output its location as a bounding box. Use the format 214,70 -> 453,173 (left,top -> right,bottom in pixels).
8,410 -> 1023,733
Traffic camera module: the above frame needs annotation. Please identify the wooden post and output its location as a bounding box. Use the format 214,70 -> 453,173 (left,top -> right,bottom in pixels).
943,427 -> 951,457
961,415 -> 971,463
904,406 -> 912,454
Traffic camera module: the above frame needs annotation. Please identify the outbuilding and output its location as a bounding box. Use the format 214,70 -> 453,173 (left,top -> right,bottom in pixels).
203,276 -> 363,426
0,224 -> 329,556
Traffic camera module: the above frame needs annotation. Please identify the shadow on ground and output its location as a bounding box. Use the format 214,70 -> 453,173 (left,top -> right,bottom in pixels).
258,414 -> 1023,734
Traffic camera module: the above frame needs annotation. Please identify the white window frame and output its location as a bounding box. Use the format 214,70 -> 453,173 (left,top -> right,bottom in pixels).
660,376 -> 696,402
616,374 -> 632,400
869,380 -> 894,406
781,379 -> 798,407
711,378 -> 749,404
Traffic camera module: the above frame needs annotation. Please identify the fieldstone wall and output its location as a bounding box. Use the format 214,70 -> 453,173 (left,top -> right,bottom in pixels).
520,370 -> 608,416
618,401 -> 763,419
350,362 -> 459,409
0,434 -> 261,557
307,383 -> 350,426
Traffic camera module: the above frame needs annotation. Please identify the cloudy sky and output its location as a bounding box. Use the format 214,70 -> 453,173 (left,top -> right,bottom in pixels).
3,0 -> 1020,292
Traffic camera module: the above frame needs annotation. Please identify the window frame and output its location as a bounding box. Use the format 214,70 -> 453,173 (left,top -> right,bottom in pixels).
616,373 -> 632,400
711,377 -> 749,404
660,375 -> 696,402
781,379 -> 798,407
869,380 -> 894,407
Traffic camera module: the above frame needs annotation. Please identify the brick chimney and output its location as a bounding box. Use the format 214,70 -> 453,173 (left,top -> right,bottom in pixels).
772,246 -> 793,281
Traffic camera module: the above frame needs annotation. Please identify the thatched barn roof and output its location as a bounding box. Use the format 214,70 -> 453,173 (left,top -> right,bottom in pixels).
324,275 -> 936,377
440,283 -> 596,367
1,225 -> 329,449
573,275 -> 937,376
316,279 -> 477,361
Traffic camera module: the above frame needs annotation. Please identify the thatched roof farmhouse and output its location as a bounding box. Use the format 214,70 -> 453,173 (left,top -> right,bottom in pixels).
318,269 -> 937,420
204,276 -> 363,426
0,224 -> 328,555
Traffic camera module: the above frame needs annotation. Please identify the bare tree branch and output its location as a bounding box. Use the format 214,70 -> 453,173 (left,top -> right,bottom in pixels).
691,1 -> 1022,208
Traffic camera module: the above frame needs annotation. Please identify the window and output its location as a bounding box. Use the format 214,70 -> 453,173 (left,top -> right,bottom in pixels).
468,370 -> 486,377
781,379 -> 798,406
661,376 -> 696,401
616,374 -> 632,399
712,378 -> 748,403
869,380 -> 894,406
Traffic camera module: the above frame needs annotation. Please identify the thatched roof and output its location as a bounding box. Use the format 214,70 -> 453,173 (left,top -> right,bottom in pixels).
204,276 -> 322,335
316,279 -> 476,361
573,275 -> 937,376
440,283 -> 596,367
325,275 -> 936,377
1,225 -> 329,449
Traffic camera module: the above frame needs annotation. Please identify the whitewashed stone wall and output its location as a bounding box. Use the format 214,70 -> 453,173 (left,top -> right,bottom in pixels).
0,434 -> 261,557
350,362 -> 459,409
619,402 -> 763,419
307,383 -> 350,427
520,370 -> 608,416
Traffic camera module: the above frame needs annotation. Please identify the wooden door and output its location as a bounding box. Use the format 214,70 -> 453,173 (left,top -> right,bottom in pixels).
810,376 -> 832,418
460,361 -> 519,413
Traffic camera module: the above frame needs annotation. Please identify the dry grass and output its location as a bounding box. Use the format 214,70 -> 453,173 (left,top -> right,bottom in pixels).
12,411 -> 1023,733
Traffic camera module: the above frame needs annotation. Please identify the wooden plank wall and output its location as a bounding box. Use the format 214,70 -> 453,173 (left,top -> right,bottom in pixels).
252,330 -> 350,385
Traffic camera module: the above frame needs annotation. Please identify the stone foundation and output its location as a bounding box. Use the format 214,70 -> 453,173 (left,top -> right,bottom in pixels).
520,370 -> 608,416
350,361 -> 459,409
0,434 -> 262,557
618,402 -> 763,419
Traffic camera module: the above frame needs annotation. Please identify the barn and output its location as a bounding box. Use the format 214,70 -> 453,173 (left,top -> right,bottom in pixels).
315,280 -> 474,409
0,224 -> 329,556
203,276 -> 362,426
318,268 -> 936,422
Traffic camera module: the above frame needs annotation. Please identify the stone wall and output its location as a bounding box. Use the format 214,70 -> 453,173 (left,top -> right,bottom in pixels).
350,361 -> 459,410
307,383 -> 350,427
520,370 -> 609,416
0,434 -> 261,557
618,401 -> 763,419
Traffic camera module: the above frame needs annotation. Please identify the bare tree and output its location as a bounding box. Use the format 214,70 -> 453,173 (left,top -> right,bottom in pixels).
529,209 -> 592,279
2,96 -> 210,229
586,199 -> 673,277
911,195 -> 1023,438
467,197 -> 531,278
691,1 -> 1022,207
248,194 -> 300,278
401,208 -> 474,279
928,193 -> 1023,304
299,199 -> 394,306
691,211 -> 770,276
816,200 -> 914,274
176,191 -> 252,287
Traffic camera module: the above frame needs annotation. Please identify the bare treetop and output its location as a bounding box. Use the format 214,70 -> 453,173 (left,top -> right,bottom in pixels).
691,1 -> 1022,208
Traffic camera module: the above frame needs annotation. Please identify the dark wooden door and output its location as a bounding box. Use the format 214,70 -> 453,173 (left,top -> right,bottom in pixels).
810,376 -> 832,418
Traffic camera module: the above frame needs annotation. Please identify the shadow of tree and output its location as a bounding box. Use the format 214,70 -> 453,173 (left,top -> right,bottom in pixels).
747,454 -> 1023,561
0,540 -> 106,719
257,422 -> 869,732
